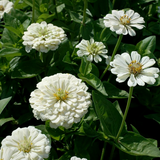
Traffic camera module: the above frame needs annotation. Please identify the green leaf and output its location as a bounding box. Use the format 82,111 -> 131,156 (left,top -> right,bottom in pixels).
92,90 -> 125,138
69,11 -> 83,23
0,117 -> 15,126
81,22 -> 93,39
10,57 -> 44,79
136,36 -> 156,56
0,47 -> 21,58
45,121 -> 65,141
79,57 -> 92,76
145,113 -> 160,125
63,51 -> 78,66
116,131 -> 160,157
103,82 -> 129,99
78,73 -> 107,96
0,97 -> 12,114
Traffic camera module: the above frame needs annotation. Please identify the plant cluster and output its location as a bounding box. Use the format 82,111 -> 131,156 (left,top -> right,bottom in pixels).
0,0 -> 160,159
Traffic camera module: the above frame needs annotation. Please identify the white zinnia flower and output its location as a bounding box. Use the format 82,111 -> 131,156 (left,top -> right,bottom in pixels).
29,73 -> 91,129
22,21 -> 66,53
110,51 -> 159,87
103,9 -> 145,36
75,39 -> 108,63
70,156 -> 87,160
0,0 -> 13,19
1,126 -> 51,160
0,147 -> 16,160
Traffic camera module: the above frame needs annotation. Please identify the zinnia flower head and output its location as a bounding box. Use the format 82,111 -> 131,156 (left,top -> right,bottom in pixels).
22,21 -> 66,53
110,51 -> 159,87
70,156 -> 87,160
76,39 -> 108,63
0,0 -> 13,19
29,73 -> 91,129
103,9 -> 145,36
1,126 -> 51,159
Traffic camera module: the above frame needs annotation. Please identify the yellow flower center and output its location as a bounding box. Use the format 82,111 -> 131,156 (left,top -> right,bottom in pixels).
128,60 -> 142,76
53,88 -> 69,101
87,43 -> 100,55
120,15 -> 131,25
18,138 -> 32,153
0,5 -> 4,11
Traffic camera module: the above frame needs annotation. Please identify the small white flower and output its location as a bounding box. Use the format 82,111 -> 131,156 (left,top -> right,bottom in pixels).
103,9 -> 145,36
0,147 -> 16,160
1,126 -> 51,160
0,0 -> 13,19
110,51 -> 159,87
29,73 -> 91,129
70,156 -> 87,160
22,21 -> 66,53
76,39 -> 108,63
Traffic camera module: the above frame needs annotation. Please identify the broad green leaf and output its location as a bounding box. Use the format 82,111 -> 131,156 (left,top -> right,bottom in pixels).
136,36 -> 156,56
91,63 -> 99,77
10,57 -> 44,79
4,26 -> 22,38
92,90 -> 125,138
116,131 -> 160,157
0,117 -> 15,126
0,47 -> 21,58
78,73 -> 107,96
148,22 -> 160,35
145,113 -> 160,125
0,97 -> 12,114
103,82 -> 129,99
81,22 -> 93,39
45,121 -> 65,141
79,57 -> 92,76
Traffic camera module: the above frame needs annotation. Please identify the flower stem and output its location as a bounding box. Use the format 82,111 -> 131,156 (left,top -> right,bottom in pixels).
115,86 -> 133,140
112,0 -> 116,9
82,0 -> 88,25
32,0 -> 35,23
100,142 -> 107,160
100,34 -> 123,80
53,0 -> 58,19
108,87 -> 133,160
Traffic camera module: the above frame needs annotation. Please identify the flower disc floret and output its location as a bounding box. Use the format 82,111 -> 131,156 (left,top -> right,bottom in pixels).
76,39 -> 108,63
29,73 -> 92,129
1,126 -> 51,160
103,9 -> 145,36
0,0 -> 13,19
110,51 -> 159,87
22,21 -> 67,53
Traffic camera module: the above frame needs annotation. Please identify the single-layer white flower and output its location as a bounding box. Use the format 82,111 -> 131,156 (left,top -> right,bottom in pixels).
110,51 -> 159,87
76,39 -> 108,63
0,147 -> 16,160
0,0 -> 13,19
22,21 -> 66,53
1,126 -> 51,160
103,9 -> 145,36
70,156 -> 87,160
29,73 -> 91,129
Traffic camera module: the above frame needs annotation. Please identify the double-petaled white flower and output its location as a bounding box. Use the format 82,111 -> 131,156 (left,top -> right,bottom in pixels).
1,126 -> 51,160
29,73 -> 91,129
70,156 -> 87,160
110,51 -> 159,87
0,0 -> 13,19
76,39 -> 108,63
103,9 -> 145,36
22,21 -> 66,53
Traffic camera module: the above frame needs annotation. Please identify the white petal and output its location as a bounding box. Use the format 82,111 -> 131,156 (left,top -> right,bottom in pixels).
121,52 -> 131,64
127,74 -> 137,87
142,59 -> 155,69
131,51 -> 141,62
126,25 -> 136,36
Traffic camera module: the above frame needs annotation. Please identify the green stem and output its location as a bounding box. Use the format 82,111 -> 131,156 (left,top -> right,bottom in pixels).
108,145 -> 115,160
39,52 -> 43,63
100,28 -> 107,41
82,0 -> 88,25
32,0 -> 35,23
112,0 -> 116,9
100,142 -> 107,160
116,87 -> 134,140
100,34 -> 123,80
53,0 -> 58,19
